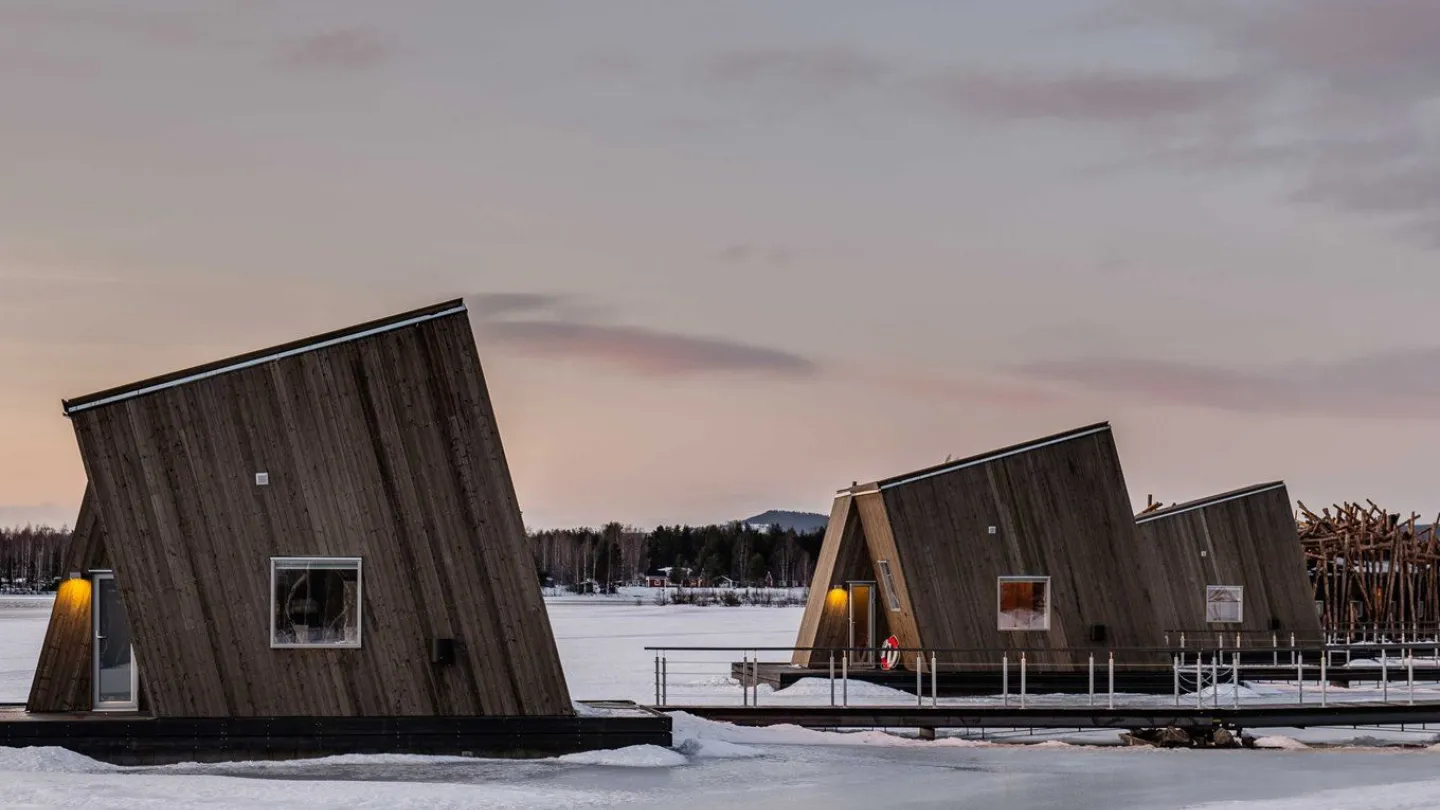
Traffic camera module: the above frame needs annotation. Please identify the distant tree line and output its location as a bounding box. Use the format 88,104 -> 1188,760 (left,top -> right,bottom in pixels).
0,525 -> 71,592
1,518 -> 826,594
530,522 -> 825,590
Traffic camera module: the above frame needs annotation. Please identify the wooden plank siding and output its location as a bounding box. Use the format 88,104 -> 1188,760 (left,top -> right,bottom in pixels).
792,496 -> 880,666
26,488 -> 108,713
812,424 -> 1166,668
1134,483 -> 1321,640
64,301 -> 572,717
852,492 -> 919,657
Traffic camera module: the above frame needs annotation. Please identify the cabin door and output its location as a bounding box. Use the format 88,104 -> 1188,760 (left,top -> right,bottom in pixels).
848,581 -> 876,667
92,572 -> 138,711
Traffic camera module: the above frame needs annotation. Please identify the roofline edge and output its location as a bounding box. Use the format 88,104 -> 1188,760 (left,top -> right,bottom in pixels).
62,300 -> 469,417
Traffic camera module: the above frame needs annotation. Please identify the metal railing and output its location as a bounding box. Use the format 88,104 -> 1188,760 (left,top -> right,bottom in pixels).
645,641 -> 1440,710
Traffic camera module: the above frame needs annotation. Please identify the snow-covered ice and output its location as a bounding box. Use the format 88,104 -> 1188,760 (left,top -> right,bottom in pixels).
7,596 -> 1440,807
0,595 -> 51,702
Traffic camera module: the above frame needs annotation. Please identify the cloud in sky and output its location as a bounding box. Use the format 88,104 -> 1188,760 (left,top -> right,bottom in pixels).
1017,345 -> 1440,419
277,28 -> 391,72
0,503 -> 75,529
676,0 -> 1440,247
478,320 -> 819,378
926,71 -> 1252,122
704,46 -> 891,93
464,292 -> 566,319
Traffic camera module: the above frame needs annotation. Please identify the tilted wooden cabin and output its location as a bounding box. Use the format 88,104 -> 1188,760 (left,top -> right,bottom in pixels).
793,422 -> 1165,668
28,299 -> 572,718
1134,482 -> 1321,641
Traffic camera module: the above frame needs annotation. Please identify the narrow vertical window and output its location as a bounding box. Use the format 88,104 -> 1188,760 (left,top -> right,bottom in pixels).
1205,585 -> 1243,624
876,560 -> 901,612
998,576 -> 1050,631
271,557 -> 363,648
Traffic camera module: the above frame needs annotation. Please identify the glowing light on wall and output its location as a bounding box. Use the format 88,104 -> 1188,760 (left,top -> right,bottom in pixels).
56,577 -> 91,610
826,587 -> 848,609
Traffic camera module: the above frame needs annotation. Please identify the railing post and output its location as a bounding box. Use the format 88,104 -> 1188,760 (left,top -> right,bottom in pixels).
1211,654 -> 1219,709
1180,632 -> 1186,650
1107,651 -> 1115,709
1232,653 -> 1240,710
1020,652 -> 1028,709
842,652 -> 849,707
1297,651 -> 1303,704
662,655 -> 668,705
1173,655 -> 1180,707
1320,648 -> 1328,707
1195,656 -> 1203,709
1272,633 -> 1278,666
916,655 -> 923,707
742,653 -> 749,707
1382,648 -> 1388,703
829,651 -> 836,707
1290,633 -> 1296,666
655,652 -> 661,706
1002,654 -> 1009,707
1409,654 -> 1415,706
752,656 -> 759,706
1088,653 -> 1095,707
931,652 -> 938,708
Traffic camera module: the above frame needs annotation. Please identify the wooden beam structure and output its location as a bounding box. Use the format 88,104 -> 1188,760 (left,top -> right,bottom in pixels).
1299,500 -> 1440,634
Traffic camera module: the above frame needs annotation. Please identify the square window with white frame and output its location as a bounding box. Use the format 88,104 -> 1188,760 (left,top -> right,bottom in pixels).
998,576 -> 1050,631
1206,585 -> 1243,623
271,557 -> 363,648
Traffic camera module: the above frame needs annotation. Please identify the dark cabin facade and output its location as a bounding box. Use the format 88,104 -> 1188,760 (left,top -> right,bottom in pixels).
1134,482 -> 1322,641
793,423 -> 1163,668
28,300 -> 572,718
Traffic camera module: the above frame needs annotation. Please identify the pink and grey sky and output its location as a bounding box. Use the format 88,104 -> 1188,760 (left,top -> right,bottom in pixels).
4,1 -> 1440,529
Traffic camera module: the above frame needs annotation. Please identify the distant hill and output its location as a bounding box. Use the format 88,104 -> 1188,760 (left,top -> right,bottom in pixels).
740,510 -> 828,533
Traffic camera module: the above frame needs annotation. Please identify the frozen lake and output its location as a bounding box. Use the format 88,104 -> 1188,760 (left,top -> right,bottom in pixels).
6,595 -> 1440,809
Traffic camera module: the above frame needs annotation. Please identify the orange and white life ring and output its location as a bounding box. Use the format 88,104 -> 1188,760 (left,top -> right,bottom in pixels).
880,635 -> 900,671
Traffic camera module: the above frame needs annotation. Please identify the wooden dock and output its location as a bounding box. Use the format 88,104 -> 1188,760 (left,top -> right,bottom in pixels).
0,702 -> 671,765
664,700 -> 1440,733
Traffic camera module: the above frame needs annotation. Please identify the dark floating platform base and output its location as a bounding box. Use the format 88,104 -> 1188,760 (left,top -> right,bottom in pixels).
0,701 -> 671,766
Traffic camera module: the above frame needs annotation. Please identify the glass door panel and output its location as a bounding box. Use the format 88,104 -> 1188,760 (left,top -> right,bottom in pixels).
848,582 -> 875,667
94,573 -> 137,710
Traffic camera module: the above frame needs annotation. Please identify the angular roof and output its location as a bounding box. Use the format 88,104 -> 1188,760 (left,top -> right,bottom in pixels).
62,299 -> 468,416
1134,481 -> 1287,524
841,421 -> 1113,494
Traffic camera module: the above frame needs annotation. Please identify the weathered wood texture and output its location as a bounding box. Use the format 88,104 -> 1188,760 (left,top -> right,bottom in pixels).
26,488 -> 108,713
867,424 -> 1163,666
66,301 -> 572,717
1135,483 -> 1321,638
852,492 -> 918,654
792,496 -> 878,666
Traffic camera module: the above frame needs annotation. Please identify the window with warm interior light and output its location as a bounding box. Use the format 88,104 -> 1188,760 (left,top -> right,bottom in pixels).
998,576 -> 1050,631
876,560 -> 901,612
271,557 -> 362,648
1206,585 -> 1243,623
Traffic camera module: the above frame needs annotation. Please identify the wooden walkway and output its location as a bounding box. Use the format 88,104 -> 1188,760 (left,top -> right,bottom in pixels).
662,701 -> 1440,732
0,702 -> 671,765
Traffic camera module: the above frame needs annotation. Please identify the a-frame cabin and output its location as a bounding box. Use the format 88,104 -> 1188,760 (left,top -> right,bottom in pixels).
794,423 -> 1160,668
26,300 -> 573,718
1134,481 -> 1321,641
